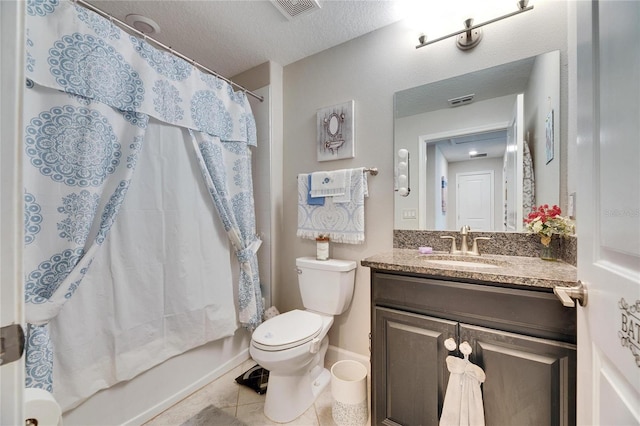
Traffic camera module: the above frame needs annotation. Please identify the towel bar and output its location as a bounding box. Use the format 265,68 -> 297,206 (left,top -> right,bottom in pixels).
298,168 -> 378,179
364,167 -> 378,176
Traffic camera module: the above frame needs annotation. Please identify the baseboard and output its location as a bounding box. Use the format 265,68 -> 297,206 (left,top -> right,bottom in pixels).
123,348 -> 250,426
325,345 -> 371,375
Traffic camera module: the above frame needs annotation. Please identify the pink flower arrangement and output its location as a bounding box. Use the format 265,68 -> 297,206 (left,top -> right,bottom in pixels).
524,204 -> 574,247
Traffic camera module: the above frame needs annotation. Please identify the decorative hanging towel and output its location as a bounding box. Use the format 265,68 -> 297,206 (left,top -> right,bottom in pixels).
297,168 -> 368,244
440,356 -> 486,426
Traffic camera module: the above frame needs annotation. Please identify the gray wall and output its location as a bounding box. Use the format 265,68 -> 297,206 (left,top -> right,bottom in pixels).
281,1 -> 572,356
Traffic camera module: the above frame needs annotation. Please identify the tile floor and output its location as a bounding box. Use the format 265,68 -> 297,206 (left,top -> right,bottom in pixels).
144,359 -> 371,425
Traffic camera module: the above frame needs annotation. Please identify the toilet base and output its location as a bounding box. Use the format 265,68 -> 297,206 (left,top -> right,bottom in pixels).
258,337 -> 330,423
264,366 -> 331,423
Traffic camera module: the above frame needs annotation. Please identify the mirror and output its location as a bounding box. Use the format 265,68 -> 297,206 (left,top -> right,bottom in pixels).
394,50 -> 560,232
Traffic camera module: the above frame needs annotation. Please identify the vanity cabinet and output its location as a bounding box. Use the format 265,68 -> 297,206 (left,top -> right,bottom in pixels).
371,271 -> 576,426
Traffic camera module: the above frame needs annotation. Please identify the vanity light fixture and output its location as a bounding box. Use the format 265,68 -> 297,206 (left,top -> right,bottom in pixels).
396,148 -> 411,197
416,0 -> 533,51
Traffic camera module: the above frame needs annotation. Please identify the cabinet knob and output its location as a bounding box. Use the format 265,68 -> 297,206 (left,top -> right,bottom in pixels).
444,337 -> 457,351
459,341 -> 472,357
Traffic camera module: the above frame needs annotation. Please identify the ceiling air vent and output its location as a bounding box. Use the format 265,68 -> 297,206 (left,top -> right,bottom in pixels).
448,93 -> 475,107
271,0 -> 321,20
469,152 -> 488,159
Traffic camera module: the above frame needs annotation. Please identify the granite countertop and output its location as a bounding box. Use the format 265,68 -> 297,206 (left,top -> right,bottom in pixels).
361,249 -> 578,289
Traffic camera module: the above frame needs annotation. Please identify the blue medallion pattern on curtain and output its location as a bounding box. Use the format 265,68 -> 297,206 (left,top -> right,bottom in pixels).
74,5 -> 121,40
190,131 -> 264,329
23,88 -> 145,392
27,0 -> 258,145
26,0 -> 60,16
191,90 -> 234,139
129,36 -> 192,81
48,33 -> 146,111
24,0 -> 262,392
153,80 -> 185,123
25,191 -> 43,245
57,190 -> 100,244
25,105 -> 122,187
25,324 -> 54,390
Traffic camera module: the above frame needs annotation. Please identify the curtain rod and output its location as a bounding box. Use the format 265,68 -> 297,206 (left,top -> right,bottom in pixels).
73,0 -> 264,102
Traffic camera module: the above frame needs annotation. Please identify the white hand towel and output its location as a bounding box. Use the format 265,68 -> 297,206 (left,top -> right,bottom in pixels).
309,169 -> 348,197
440,356 -> 486,426
332,168 -> 353,203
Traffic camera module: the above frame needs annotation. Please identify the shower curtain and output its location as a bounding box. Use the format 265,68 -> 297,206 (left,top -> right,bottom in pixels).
23,0 -> 263,406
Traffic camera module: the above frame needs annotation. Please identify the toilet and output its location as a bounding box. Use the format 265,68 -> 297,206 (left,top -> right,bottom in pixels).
250,256 -> 357,423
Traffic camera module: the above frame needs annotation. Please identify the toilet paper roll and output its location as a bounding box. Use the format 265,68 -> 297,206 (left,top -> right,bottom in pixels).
25,388 -> 62,426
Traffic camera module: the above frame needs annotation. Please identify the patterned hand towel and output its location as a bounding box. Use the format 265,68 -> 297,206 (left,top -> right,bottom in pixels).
297,168 -> 368,244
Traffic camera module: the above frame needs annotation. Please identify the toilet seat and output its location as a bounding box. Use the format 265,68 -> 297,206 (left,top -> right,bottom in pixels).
252,310 -> 323,351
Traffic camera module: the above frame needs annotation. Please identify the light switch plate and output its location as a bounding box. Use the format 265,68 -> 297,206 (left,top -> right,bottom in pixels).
402,209 -> 417,220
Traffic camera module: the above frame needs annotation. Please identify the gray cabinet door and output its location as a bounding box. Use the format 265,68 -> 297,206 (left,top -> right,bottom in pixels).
460,323 -> 576,426
373,307 -> 457,426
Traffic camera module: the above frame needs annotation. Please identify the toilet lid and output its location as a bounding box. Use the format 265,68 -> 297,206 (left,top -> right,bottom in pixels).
252,310 -> 323,351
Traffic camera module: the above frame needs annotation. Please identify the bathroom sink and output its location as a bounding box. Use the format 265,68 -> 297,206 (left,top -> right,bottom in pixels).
423,259 -> 500,268
418,254 -> 506,269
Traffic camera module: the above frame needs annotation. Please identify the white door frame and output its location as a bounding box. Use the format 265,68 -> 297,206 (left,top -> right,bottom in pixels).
0,1 -> 25,424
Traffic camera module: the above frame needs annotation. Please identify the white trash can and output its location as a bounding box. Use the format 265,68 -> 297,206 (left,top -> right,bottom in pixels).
330,360 -> 369,426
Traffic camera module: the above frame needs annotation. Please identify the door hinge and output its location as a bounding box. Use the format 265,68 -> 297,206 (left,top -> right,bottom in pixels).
0,324 -> 25,366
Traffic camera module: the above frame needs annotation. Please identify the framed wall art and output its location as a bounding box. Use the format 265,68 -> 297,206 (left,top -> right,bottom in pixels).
317,100 -> 355,162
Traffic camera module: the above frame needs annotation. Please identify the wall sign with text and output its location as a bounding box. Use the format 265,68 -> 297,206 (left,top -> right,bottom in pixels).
619,298 -> 640,367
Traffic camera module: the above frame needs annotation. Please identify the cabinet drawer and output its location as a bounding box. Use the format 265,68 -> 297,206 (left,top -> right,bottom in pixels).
372,271 -> 576,343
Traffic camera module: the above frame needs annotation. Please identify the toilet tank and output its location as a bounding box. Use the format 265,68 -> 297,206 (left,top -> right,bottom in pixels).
296,257 -> 357,315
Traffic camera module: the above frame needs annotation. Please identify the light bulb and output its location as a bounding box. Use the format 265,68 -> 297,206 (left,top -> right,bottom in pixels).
398,148 -> 409,159
398,174 -> 408,187
398,187 -> 409,197
398,161 -> 408,174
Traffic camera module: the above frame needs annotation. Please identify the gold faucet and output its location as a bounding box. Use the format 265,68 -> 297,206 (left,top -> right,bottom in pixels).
440,235 -> 458,254
441,226 -> 491,256
459,225 -> 471,254
469,236 -> 492,256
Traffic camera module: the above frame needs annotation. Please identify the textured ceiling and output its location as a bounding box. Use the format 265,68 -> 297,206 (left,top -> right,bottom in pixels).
85,0 -> 405,77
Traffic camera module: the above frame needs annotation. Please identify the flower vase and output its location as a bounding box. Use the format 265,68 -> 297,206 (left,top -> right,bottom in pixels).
540,238 -> 559,261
